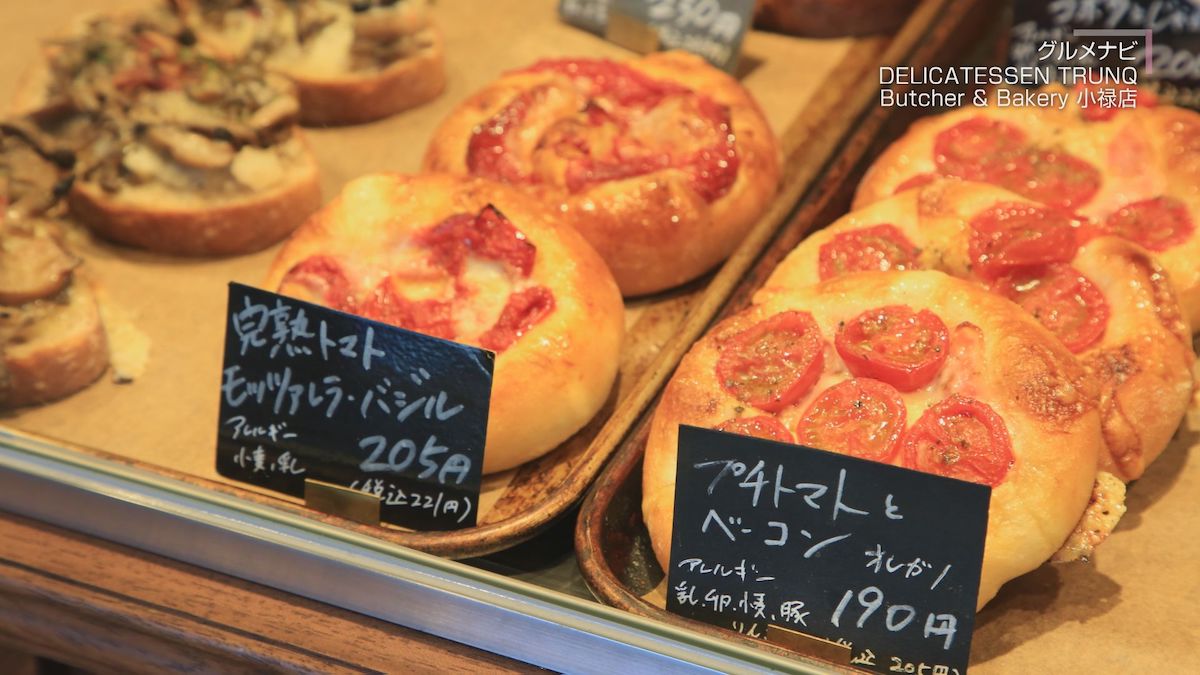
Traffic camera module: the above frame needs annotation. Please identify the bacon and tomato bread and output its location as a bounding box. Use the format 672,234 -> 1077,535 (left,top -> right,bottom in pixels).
15,11 -> 321,255
170,0 -> 445,125
761,180 -> 1194,481
642,271 -> 1106,609
266,173 -> 624,474
854,86 -> 1200,328
423,51 -> 781,296
1,120 -> 107,407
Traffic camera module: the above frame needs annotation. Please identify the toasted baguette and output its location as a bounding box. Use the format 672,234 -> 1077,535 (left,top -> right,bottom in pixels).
1,277 -> 108,408
14,11 -> 324,256
69,137 -> 322,256
286,25 -> 445,126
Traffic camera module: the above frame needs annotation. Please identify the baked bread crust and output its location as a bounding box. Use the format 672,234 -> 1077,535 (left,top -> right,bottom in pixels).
68,137 -> 323,256
853,90 -> 1200,328
266,173 -> 624,474
285,25 -> 446,126
423,51 -> 781,296
643,271 -> 1103,608
764,180 -> 1194,481
1,278 -> 108,408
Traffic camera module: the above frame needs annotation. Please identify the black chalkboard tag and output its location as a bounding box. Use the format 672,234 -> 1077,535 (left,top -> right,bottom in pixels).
1010,0 -> 1200,109
558,0 -> 611,36
666,425 -> 990,673
215,283 -> 493,531
559,0 -> 754,73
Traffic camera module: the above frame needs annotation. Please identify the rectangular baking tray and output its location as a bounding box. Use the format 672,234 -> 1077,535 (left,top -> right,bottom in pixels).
574,5 -> 1200,674
1,0 -> 939,558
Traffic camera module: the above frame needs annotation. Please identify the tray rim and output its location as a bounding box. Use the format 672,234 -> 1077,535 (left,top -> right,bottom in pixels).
574,0 -> 1000,666
0,425 -> 838,674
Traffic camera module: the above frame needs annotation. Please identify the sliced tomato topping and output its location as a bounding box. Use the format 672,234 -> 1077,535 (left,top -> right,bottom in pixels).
1103,196 -> 1195,253
968,202 -> 1079,279
466,86 -> 541,184
835,305 -> 949,392
277,206 -> 555,353
478,286 -> 556,352
418,205 -> 537,277
933,117 -> 1027,181
716,311 -> 825,413
279,255 -> 356,310
894,173 -> 937,194
1074,82 -> 1158,122
991,264 -> 1110,353
998,149 -> 1101,211
901,395 -> 1014,487
794,378 -> 907,463
358,278 -> 456,340
715,415 -> 794,444
523,58 -> 687,106
817,224 -> 921,281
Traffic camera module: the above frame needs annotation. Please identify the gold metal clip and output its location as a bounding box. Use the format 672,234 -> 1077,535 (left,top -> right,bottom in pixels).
304,479 -> 381,526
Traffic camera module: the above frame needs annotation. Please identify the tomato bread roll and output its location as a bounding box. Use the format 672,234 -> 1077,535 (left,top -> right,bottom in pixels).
643,271 -> 1106,609
762,180 -> 1194,481
854,86 -> 1200,328
423,51 -> 781,296
266,173 -> 624,474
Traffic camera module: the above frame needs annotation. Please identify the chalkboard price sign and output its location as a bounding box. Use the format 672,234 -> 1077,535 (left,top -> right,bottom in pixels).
559,0 -> 755,72
1011,0 -> 1200,109
215,283 -> 492,531
666,425 -> 990,673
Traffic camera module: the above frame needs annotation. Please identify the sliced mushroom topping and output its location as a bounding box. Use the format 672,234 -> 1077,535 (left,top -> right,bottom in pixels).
121,143 -> 167,181
146,126 -> 236,169
0,228 -> 77,306
230,145 -> 284,191
248,94 -> 300,132
354,1 -> 427,42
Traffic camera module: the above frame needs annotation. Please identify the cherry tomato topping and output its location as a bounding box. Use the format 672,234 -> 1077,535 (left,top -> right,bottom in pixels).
818,224 -> 922,281
901,395 -> 1014,487
1103,196 -> 1195,253
794,378 -> 907,463
716,311 -> 826,413
933,117 -> 1027,180
835,305 -> 950,392
478,285 -> 556,352
968,202 -> 1079,279
997,148 -> 1101,211
715,416 -> 794,444
990,264 -> 1110,353
278,255 -> 356,310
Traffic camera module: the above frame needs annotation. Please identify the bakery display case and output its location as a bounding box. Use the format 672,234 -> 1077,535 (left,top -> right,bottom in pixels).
3,0 -> 1196,672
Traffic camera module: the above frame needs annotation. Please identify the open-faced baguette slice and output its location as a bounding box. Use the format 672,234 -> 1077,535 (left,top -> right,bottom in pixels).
68,136 -> 322,255
17,10 -> 322,255
173,0 -> 446,126
1,120 -> 109,407
1,275 -> 108,408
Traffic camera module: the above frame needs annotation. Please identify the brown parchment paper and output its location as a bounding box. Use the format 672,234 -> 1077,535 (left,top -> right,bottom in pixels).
0,3 -> 853,519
